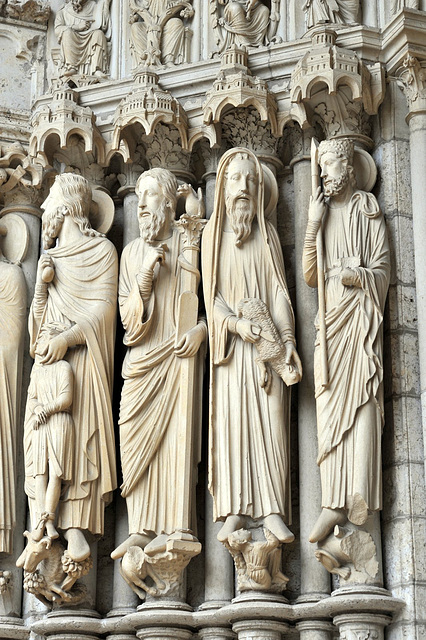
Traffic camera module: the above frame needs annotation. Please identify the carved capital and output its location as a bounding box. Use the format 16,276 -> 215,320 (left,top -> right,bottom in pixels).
397,54 -> 426,116
203,46 -> 279,138
176,214 -> 207,250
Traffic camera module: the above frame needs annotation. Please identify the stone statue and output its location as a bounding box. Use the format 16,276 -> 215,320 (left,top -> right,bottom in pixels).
54,0 -> 112,78
129,0 -> 194,67
202,148 -> 302,572
112,169 -> 206,599
25,322 -> 75,542
212,0 -> 280,51
391,0 -> 418,13
0,217 -> 27,554
302,0 -> 359,28
303,139 -> 390,545
20,173 -> 117,602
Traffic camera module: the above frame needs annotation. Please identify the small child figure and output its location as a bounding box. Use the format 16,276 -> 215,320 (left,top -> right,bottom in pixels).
26,322 -> 74,541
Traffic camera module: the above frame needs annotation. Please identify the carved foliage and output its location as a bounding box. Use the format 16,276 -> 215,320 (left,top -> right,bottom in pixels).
141,123 -> 190,170
222,107 -> 278,155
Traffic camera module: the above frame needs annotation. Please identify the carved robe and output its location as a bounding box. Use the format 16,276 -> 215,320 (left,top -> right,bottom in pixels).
119,229 -> 203,535
303,192 -> 390,512
25,238 -> 117,535
130,0 -> 187,65
0,260 -> 26,553
222,0 -> 270,48
202,157 -> 295,524
54,0 -> 111,75
304,0 -> 359,28
26,360 -> 74,482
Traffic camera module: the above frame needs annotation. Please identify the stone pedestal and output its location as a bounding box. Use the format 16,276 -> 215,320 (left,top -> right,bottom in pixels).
333,613 -> 391,639
136,627 -> 193,640
232,620 -> 289,640
296,620 -> 333,640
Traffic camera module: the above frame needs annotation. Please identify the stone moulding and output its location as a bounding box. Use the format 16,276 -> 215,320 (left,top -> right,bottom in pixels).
29,85 -> 106,167
109,68 -> 189,163
203,46 -> 280,138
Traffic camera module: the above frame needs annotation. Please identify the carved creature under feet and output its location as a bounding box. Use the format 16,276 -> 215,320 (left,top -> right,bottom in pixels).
225,528 -> 289,593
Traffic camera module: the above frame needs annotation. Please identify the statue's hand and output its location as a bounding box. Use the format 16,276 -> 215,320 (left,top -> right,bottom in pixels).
341,267 -> 361,288
142,245 -> 166,271
175,324 -> 205,358
236,318 -> 261,344
285,343 -> 302,381
308,186 -> 326,224
39,334 -> 68,365
34,405 -> 48,427
36,254 -> 54,285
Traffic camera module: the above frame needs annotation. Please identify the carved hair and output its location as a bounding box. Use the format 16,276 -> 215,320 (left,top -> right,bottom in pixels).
224,151 -> 257,180
43,174 -> 103,249
318,138 -> 354,166
136,168 -> 178,215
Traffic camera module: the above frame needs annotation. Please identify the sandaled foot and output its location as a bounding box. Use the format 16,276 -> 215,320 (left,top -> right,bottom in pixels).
264,514 -> 294,543
111,533 -> 152,560
64,528 -> 90,562
217,515 -> 244,543
309,508 -> 347,543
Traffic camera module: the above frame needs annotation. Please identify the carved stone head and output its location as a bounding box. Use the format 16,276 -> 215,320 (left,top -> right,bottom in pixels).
224,151 -> 259,247
41,173 -> 97,249
318,138 -> 356,198
135,168 -> 178,244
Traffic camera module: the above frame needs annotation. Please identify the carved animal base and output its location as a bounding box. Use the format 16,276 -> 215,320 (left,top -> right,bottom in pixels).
224,527 -> 289,593
315,524 -> 379,585
121,533 -> 201,601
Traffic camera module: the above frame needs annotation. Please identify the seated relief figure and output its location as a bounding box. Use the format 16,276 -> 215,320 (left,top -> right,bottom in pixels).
213,0 -> 280,50
19,173 -> 118,604
202,148 -> 302,593
54,0 -> 112,78
303,139 -> 390,556
129,0 -> 194,67
112,169 -> 207,599
0,218 -> 27,555
302,0 -> 359,28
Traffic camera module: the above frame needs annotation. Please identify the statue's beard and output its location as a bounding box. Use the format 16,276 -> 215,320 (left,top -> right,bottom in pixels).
323,170 -> 349,197
42,208 -> 64,250
225,193 -> 256,247
139,203 -> 168,244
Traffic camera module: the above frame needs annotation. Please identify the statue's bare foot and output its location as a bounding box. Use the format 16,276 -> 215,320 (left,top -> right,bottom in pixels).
217,515 -> 244,543
309,508 -> 347,543
46,521 -> 59,540
64,528 -> 90,562
264,514 -> 294,543
111,533 -> 152,560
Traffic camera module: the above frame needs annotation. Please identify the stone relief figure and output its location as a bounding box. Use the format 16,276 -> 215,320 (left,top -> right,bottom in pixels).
25,322 -> 75,542
302,0 -> 359,28
129,0 -> 194,68
19,173 -> 118,603
112,169 -> 206,599
211,0 -> 280,51
0,216 -> 27,554
54,0 -> 112,78
202,148 -> 302,589
303,139 -> 390,547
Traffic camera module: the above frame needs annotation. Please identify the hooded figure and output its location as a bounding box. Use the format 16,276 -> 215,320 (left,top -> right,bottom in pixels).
202,148 -> 301,544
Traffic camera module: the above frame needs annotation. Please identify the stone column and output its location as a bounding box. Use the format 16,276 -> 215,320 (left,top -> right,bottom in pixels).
289,127 -> 331,605
0,191 -> 42,628
119,186 -> 139,248
137,628 -> 193,640
232,620 -> 289,640
296,621 -> 334,640
333,613 -> 392,640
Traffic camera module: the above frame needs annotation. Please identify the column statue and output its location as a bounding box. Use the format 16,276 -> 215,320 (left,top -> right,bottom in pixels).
202,148 -> 302,593
303,139 -> 390,548
112,168 -> 206,600
18,173 -> 118,604
0,216 -> 27,554
54,0 -> 112,78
